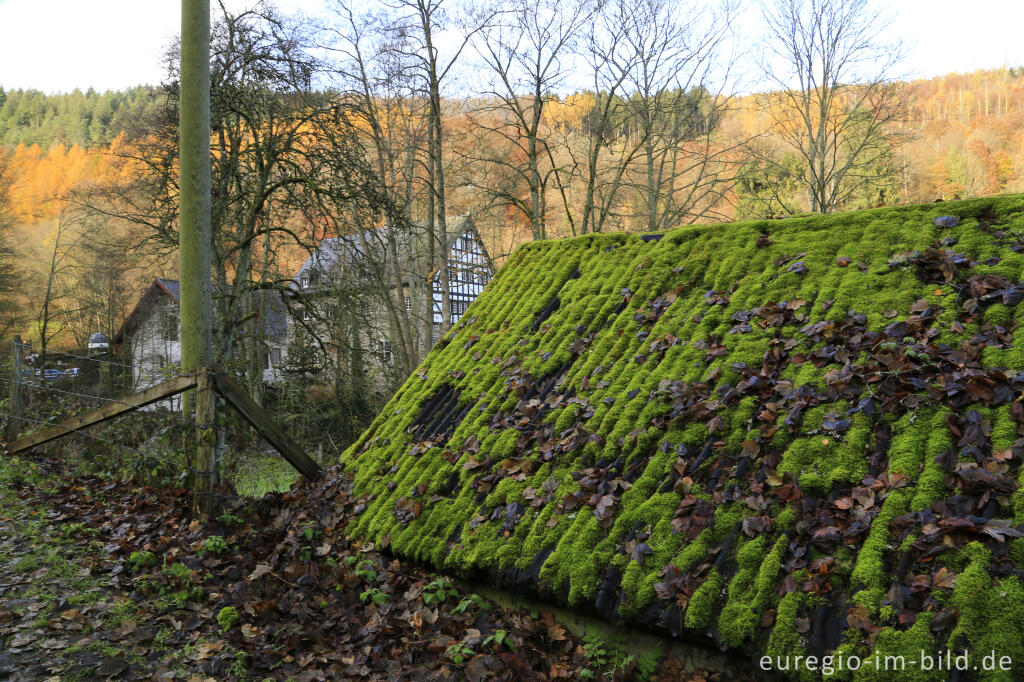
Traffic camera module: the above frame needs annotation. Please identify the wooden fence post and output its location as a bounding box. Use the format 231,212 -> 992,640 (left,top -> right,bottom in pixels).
194,369 -> 217,517
5,335 -> 23,444
212,370 -> 321,480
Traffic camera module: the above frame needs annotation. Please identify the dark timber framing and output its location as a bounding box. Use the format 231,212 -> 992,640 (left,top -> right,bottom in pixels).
433,230 -> 490,326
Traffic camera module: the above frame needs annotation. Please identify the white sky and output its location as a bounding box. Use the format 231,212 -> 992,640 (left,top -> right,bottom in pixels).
0,0 -> 1022,94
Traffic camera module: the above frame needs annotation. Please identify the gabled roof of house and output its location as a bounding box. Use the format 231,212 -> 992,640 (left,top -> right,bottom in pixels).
154,278 -> 180,301
115,279 -> 287,343
295,215 -> 488,283
113,278 -> 180,343
341,196 -> 1024,672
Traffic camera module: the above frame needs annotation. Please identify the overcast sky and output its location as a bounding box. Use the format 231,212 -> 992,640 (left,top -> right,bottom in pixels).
0,0 -> 1022,94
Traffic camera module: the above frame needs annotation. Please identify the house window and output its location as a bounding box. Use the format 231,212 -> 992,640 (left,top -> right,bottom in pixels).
404,296 -> 412,312
301,273 -> 310,288
447,266 -> 457,283
452,299 -> 468,316
164,307 -> 179,341
378,339 -> 393,364
272,348 -> 282,365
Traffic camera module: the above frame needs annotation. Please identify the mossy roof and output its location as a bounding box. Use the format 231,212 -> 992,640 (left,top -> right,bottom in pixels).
342,196 -> 1024,678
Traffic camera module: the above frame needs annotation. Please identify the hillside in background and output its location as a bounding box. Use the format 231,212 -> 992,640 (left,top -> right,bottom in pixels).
343,194 -> 1024,677
4,67 -> 1024,217
3,67 -> 1024,348
0,86 -> 162,148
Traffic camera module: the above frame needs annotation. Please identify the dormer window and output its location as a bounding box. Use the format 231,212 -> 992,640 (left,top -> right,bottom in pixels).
301,273 -> 310,288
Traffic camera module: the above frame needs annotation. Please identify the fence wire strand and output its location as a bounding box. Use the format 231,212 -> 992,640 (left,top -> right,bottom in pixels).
1,360 -> 300,490
0,375 -> 230,437
0,338 -> 143,373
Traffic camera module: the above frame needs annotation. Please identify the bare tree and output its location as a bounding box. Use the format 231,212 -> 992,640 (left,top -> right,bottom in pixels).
620,0 -> 738,231
758,0 -> 909,213
559,0 -> 737,234
467,0 -> 596,240
95,2 -> 343,401
322,0 -> 433,372
385,0 -> 488,332
569,0 -> 636,235
62,218 -> 141,350
34,205 -> 85,363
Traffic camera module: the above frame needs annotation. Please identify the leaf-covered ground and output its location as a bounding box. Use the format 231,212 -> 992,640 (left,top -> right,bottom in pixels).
0,454 -> 747,681
343,196 -> 1024,679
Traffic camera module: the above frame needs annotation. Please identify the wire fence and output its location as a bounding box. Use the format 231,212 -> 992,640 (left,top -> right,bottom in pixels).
0,337 -> 340,497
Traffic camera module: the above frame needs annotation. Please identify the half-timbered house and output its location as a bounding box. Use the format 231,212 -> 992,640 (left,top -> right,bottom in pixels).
291,215 -> 494,386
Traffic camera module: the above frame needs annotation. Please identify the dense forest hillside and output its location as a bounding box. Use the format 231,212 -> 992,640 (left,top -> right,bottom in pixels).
3,67 -> 1024,218
0,86 -> 163,148
2,66 -> 1024,366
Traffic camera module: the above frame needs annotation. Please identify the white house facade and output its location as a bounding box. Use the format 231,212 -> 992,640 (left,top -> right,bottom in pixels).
116,279 -> 289,408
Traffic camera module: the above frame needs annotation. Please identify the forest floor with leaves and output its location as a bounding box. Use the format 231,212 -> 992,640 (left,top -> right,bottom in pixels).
0,453 -> 757,681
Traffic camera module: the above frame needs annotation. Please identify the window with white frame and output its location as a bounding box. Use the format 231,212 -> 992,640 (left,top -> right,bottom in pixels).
378,339 -> 393,364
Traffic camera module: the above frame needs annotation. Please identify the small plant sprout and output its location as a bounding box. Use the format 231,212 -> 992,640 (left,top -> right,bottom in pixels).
217,511 -> 243,527
421,577 -> 458,605
354,559 -> 378,581
451,593 -> 490,615
359,587 -> 389,605
165,561 -> 192,581
127,550 -> 157,571
483,628 -> 515,651
445,642 -> 474,665
201,535 -> 229,555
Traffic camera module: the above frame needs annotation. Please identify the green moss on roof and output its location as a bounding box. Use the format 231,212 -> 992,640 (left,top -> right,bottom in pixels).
342,196 -> 1024,678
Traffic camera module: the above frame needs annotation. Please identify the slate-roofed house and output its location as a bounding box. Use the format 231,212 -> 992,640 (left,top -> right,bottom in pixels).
115,278 -> 288,407
337,196 -> 1024,677
293,215 -> 494,379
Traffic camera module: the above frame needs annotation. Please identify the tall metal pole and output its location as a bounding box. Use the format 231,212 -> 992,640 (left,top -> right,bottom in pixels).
180,0 -> 215,517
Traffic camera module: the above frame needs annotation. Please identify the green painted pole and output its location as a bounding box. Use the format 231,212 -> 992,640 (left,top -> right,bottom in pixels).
180,0 -> 214,516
